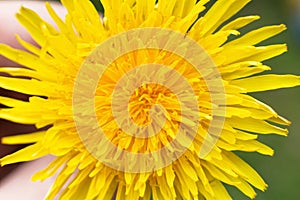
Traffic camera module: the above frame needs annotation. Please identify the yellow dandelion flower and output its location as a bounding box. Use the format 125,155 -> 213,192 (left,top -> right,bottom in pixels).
0,0 -> 299,200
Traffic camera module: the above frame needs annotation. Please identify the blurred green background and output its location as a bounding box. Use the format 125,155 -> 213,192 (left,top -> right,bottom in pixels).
17,0 -> 300,199
228,1 -> 300,200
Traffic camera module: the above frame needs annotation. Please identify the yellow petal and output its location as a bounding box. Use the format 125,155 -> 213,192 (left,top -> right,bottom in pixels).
44,166 -> 78,200
0,76 -> 61,96
221,15 -> 260,31
210,180 -> 232,200
217,44 -> 287,66
0,67 -> 43,80
234,130 -> 258,140
16,34 -> 41,55
0,96 -> 28,107
0,44 -> 57,75
16,6 -> 56,46
231,74 -> 300,92
0,143 -> 47,166
202,161 -> 239,185
32,153 -> 76,181
225,152 -> 268,191
45,2 -> 77,42
222,65 -> 271,80
201,0 -> 251,35
228,117 -> 288,136
2,131 -> 45,145
235,179 -> 257,199
225,24 -> 286,46
268,115 -> 291,126
218,139 -> 274,156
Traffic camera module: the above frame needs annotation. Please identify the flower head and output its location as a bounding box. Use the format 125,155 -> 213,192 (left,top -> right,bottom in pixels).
0,0 -> 299,199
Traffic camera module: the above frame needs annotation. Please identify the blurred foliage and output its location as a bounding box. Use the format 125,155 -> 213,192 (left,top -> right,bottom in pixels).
89,0 -> 103,12
227,1 -> 300,200
40,0 -> 300,199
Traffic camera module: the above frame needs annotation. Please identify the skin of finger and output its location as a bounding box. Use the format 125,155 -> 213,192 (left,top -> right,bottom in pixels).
0,156 -> 56,200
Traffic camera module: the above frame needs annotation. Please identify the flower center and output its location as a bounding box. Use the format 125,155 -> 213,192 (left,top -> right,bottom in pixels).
128,83 -> 180,127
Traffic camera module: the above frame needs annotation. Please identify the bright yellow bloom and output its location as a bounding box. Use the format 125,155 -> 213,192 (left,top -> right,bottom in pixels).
0,0 -> 299,200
